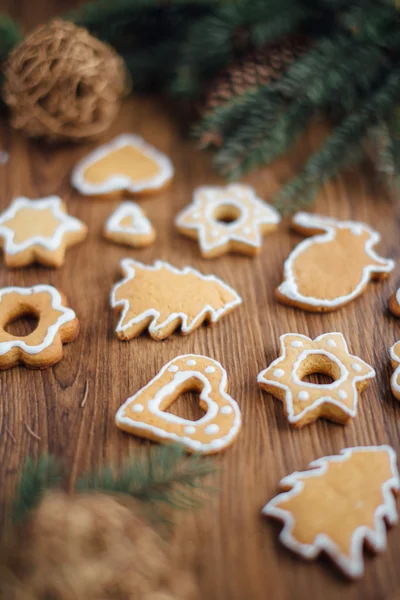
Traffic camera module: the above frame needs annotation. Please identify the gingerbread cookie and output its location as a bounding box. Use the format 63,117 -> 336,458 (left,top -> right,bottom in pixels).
277,212 -> 394,312
262,446 -> 400,578
390,341 -> 400,401
388,289 -> 400,317
175,184 -> 280,258
71,134 -> 174,198
116,354 -> 241,454
0,196 -> 87,268
111,259 -> 242,341
0,285 -> 79,369
104,201 -> 155,247
257,333 -> 375,427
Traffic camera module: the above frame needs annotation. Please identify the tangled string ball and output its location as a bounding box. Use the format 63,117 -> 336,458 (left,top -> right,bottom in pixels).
3,20 -> 128,142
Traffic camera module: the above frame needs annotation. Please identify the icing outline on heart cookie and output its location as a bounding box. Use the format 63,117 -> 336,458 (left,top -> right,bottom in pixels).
71,134 -> 174,196
115,354 -> 242,454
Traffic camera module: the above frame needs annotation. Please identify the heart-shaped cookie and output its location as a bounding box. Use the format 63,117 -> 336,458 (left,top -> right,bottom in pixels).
71,134 -> 174,198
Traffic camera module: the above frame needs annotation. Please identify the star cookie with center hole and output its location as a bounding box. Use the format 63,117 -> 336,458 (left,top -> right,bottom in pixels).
0,196 -> 87,268
175,184 -> 280,258
257,333 -> 375,427
0,285 -> 79,369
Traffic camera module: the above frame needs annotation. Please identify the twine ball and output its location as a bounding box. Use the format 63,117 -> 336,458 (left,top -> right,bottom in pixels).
3,20 -> 128,143
0,493 -> 197,600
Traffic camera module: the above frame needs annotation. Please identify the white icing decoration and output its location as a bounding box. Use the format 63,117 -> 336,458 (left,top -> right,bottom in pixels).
390,342 -> 400,400
352,363 -> 362,372
220,406 -> 233,414
116,354 -> 241,454
298,391 -> 309,401
327,339 -> 337,347
396,288 -> 400,308
338,390 -> 348,399
257,333 -> 376,425
262,446 -> 400,578
175,183 -> 280,254
184,425 -> 196,435
205,366 -> 216,373
0,196 -> 85,255
278,212 -> 395,309
0,285 -> 76,355
133,404 -> 144,413
71,134 -> 174,196
291,341 -> 303,347
110,259 -> 242,336
105,201 -> 152,236
273,369 -> 285,378
186,359 -> 196,366
168,365 -> 179,373
205,424 -> 220,435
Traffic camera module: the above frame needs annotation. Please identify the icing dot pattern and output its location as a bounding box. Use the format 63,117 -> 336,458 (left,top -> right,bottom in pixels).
116,354 -> 242,454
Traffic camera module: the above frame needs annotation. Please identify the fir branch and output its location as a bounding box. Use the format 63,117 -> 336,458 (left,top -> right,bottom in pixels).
173,0 -> 312,96
0,15 -> 22,68
77,445 -> 217,511
12,455 -> 63,525
275,65 -> 400,213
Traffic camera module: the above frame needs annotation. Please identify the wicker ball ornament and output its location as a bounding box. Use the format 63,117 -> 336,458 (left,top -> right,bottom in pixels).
3,20 -> 128,143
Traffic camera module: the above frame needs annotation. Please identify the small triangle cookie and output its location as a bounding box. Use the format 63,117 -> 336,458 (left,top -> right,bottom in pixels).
116,354 -> 242,454
104,202 -> 155,247
72,134 -> 174,198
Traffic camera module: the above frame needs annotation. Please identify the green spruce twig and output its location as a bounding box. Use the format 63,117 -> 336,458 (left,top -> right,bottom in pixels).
77,444 -> 217,511
12,455 -> 63,525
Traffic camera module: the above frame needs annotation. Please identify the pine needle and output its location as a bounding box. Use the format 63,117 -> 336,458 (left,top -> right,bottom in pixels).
24,422 -> 41,441
80,380 -> 89,408
12,455 -> 63,525
77,444 -> 217,511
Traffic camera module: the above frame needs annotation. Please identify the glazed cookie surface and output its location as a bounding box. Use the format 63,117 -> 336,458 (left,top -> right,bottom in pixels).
257,332 -> 375,427
390,341 -> 400,400
175,184 -> 280,258
104,201 -> 155,247
262,446 -> 400,578
277,212 -> 394,312
115,354 -> 241,454
388,289 -> 400,317
0,285 -> 79,369
110,259 -> 242,341
71,134 -> 174,198
0,196 -> 87,268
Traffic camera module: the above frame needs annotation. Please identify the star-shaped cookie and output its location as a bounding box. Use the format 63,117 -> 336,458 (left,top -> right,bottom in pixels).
0,196 -> 87,268
175,184 -> 280,258
257,333 -> 375,427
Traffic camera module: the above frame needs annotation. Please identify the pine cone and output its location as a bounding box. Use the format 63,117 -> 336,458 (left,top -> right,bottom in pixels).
199,35 -> 310,147
0,492 -> 197,600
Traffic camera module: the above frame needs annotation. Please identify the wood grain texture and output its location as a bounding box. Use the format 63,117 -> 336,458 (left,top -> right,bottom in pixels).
1,1 -> 400,598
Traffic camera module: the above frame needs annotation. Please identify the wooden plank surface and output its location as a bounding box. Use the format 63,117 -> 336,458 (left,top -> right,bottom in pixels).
1,2 -> 400,598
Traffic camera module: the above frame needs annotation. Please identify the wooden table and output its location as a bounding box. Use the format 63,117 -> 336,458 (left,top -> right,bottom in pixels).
1,2 -> 400,599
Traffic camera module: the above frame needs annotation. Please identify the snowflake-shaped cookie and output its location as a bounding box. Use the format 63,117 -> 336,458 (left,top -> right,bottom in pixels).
0,196 -> 87,267
175,184 -> 280,258
257,333 -> 375,427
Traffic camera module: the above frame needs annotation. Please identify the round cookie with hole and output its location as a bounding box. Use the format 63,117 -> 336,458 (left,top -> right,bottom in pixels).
257,333 -> 375,428
175,184 -> 280,258
71,134 -> 174,199
115,354 -> 242,454
0,285 -> 79,369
